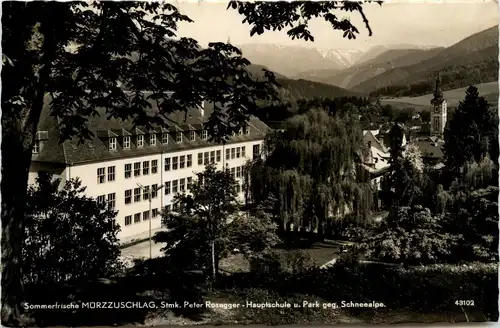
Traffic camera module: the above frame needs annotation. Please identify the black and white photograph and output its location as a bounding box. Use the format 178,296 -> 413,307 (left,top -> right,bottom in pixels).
1,0 -> 499,326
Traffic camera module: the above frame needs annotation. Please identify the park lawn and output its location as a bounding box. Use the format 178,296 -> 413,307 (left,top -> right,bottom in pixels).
219,241 -> 343,273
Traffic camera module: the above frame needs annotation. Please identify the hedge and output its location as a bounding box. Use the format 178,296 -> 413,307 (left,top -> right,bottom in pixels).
216,261 -> 498,320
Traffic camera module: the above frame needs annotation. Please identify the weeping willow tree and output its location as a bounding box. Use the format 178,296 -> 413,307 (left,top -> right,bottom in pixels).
250,108 -> 373,238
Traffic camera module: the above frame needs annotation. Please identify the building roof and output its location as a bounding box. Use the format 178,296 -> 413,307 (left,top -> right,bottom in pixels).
414,140 -> 445,160
32,95 -> 271,165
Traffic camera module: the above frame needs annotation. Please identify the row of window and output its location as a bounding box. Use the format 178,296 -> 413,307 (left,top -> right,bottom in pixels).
124,208 -> 159,226
122,181 -> 244,227
109,127 -> 251,151
124,184 -> 161,204
164,177 -> 193,195
124,160 -> 160,179
97,193 -> 116,208
230,166 -> 247,179
98,144 -> 261,184
97,166 -> 116,184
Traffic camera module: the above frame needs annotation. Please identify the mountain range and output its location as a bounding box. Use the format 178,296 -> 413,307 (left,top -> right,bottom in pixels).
239,25 -> 498,98
354,25 -> 499,95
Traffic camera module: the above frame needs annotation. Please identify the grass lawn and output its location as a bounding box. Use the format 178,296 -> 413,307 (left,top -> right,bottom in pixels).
220,240 -> 346,273
380,81 -> 498,111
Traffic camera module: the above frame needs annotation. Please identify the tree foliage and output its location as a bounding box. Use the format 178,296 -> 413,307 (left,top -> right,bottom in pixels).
360,206 -> 460,266
444,86 -> 499,170
154,163 -> 279,277
250,108 -> 373,237
23,173 -> 122,285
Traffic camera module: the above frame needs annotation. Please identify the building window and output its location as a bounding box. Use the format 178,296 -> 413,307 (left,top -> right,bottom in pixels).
180,178 -> 185,192
125,164 -> 132,179
204,152 -> 209,165
187,154 -> 192,167
125,190 -> 132,204
202,130 -> 208,140
246,126 -> 250,135
241,146 -> 246,158
143,210 -> 150,221
123,136 -> 131,149
253,144 -> 260,160
172,156 -> 178,170
226,149 -> 230,161
231,167 -> 236,179
180,155 -> 185,169
236,183 -> 241,193
176,132 -> 182,143
143,185 -> 150,200
125,215 -> 132,226
137,135 -> 144,148
97,195 -> 106,203
236,166 -> 241,178
210,151 -> 215,163
189,130 -> 196,142
107,166 -> 115,182
198,153 -> 203,165
151,160 -> 158,174
152,208 -> 159,219
187,177 -> 192,189
231,148 -> 235,159
151,184 -> 158,198
134,162 -> 141,177
97,167 -> 105,184
107,193 -> 116,208
165,181 -> 171,195
172,180 -> 178,193
134,188 -> 141,202
32,141 -> 40,154
239,128 -> 244,136
143,161 -> 149,175
236,147 -> 241,158
134,213 -> 141,223
162,133 -> 168,144
164,157 -> 171,171
150,134 -> 156,146
109,138 -> 117,151
216,150 -> 221,162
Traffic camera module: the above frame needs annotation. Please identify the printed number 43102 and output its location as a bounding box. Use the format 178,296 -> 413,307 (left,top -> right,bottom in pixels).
455,300 -> 475,306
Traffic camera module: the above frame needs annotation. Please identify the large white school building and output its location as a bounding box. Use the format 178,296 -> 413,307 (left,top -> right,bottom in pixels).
29,97 -> 270,243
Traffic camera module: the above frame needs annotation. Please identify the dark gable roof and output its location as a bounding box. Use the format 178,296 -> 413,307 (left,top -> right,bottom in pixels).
414,140 -> 444,159
33,95 -> 271,165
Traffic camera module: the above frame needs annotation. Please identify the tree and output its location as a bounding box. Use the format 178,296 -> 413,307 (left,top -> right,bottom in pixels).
23,172 -> 121,285
444,86 -> 499,170
360,206 -> 460,266
154,163 -> 279,279
154,163 -> 239,279
250,108 -> 373,238
2,1 -> 378,323
420,110 -> 431,122
384,123 -> 406,207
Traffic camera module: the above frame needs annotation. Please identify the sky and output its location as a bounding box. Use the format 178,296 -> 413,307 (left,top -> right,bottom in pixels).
172,0 -> 499,51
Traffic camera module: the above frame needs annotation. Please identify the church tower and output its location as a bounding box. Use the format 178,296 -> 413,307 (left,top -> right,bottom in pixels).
430,73 -> 447,139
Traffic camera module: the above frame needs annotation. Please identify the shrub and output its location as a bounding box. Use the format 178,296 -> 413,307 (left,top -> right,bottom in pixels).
219,262 -> 498,320
249,249 -> 314,275
23,173 -> 122,284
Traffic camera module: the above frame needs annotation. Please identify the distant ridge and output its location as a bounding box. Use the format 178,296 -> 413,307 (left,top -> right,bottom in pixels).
352,25 -> 499,96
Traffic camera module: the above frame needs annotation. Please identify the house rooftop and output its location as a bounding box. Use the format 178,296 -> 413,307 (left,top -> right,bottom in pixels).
32,95 -> 271,165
